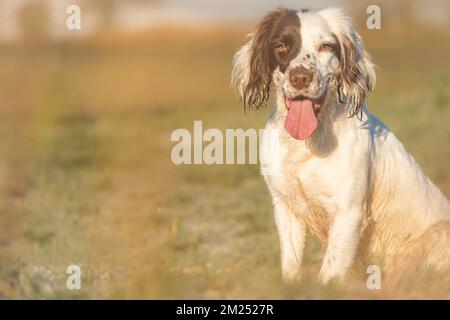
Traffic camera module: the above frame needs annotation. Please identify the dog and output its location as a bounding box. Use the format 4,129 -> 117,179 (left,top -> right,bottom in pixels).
232,8 -> 450,285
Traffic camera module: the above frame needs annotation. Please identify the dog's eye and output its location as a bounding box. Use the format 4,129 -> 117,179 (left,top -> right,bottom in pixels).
275,43 -> 289,55
318,43 -> 335,53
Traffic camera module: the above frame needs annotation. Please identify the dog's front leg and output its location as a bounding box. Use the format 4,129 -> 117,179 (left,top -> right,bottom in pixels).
319,207 -> 363,284
273,199 -> 307,283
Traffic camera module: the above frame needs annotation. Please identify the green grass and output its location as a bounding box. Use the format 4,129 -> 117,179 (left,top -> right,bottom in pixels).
0,27 -> 449,299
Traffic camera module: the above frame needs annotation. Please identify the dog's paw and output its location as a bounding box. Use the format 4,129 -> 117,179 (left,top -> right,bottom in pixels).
281,268 -> 303,284
318,266 -> 345,285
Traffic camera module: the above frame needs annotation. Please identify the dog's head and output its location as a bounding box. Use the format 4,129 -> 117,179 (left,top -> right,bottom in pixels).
232,8 -> 375,140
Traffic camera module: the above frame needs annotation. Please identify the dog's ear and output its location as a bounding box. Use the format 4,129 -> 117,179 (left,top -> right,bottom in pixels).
232,9 -> 298,110
319,8 -> 376,117
231,34 -> 255,109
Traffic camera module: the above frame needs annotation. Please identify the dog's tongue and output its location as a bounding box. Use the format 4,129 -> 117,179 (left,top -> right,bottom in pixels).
284,98 -> 318,140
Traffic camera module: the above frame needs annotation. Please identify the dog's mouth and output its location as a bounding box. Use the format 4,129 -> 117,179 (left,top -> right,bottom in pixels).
284,93 -> 326,140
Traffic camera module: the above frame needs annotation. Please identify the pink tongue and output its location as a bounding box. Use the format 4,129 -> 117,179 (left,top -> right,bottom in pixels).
284,98 -> 318,140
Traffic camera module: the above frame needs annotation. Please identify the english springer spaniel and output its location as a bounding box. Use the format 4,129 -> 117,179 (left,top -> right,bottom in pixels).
232,8 -> 450,284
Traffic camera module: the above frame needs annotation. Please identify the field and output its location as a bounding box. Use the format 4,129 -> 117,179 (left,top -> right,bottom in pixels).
0,25 -> 449,299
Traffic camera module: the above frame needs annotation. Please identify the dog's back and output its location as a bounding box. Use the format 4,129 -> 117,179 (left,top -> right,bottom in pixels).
363,111 -> 450,274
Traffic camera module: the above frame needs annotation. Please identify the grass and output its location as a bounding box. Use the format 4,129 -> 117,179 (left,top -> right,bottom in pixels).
0,25 -> 449,299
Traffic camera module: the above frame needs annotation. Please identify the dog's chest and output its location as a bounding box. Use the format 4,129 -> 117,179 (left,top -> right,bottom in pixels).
261,133 -> 335,212
266,157 -> 332,205
263,149 -> 336,241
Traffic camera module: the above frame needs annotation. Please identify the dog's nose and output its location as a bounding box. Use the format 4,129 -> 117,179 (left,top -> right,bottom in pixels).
289,67 -> 313,90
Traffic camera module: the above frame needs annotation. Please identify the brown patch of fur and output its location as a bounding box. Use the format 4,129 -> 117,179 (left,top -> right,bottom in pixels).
300,204 -> 330,245
386,222 -> 450,274
295,179 -> 330,244
379,221 -> 450,296
244,9 -> 300,109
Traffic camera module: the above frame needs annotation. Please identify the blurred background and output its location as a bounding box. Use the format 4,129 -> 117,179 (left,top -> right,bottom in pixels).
0,0 -> 449,299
